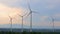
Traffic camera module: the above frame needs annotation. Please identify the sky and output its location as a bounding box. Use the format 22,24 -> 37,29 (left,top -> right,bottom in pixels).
0,0 -> 60,29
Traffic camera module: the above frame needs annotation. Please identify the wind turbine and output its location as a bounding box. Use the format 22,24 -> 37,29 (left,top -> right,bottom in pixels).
8,15 -> 13,32
26,1 -> 38,32
18,13 -> 27,32
51,17 -> 55,32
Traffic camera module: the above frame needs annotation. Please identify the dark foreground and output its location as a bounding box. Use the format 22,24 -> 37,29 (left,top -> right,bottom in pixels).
0,31 -> 60,34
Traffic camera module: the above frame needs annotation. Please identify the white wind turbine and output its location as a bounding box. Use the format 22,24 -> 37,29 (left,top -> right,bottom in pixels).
50,17 -> 55,32
26,1 -> 38,32
8,15 -> 13,32
17,13 -> 27,32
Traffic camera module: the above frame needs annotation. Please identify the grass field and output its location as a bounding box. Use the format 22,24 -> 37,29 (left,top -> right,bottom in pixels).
0,31 -> 60,34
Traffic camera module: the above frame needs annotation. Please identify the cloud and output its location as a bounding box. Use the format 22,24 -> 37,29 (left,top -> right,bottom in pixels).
0,0 -> 27,8
29,0 -> 41,3
40,16 -> 48,21
0,3 -> 28,24
0,0 -> 21,3
32,0 -> 60,9
45,5 -> 56,9
54,13 -> 60,18
0,3 -> 27,17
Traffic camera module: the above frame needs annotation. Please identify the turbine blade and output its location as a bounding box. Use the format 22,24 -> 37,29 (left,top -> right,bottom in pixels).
32,11 -> 38,13
8,15 -> 12,22
8,15 -> 11,19
23,12 -> 27,16
17,14 -> 22,17
26,11 -> 31,17
32,11 -> 39,14
27,1 -> 32,12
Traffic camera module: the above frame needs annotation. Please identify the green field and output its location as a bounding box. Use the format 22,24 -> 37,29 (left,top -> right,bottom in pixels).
0,31 -> 60,34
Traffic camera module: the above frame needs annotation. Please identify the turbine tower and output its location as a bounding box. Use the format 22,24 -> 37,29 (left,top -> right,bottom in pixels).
8,15 -> 13,32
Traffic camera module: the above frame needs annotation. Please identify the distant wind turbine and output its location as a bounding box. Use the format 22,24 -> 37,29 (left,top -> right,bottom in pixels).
18,13 -> 27,32
8,15 -> 13,32
26,1 -> 38,32
51,17 -> 55,32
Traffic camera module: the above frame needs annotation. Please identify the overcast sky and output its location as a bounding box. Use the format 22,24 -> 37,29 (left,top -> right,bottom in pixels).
0,0 -> 60,29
